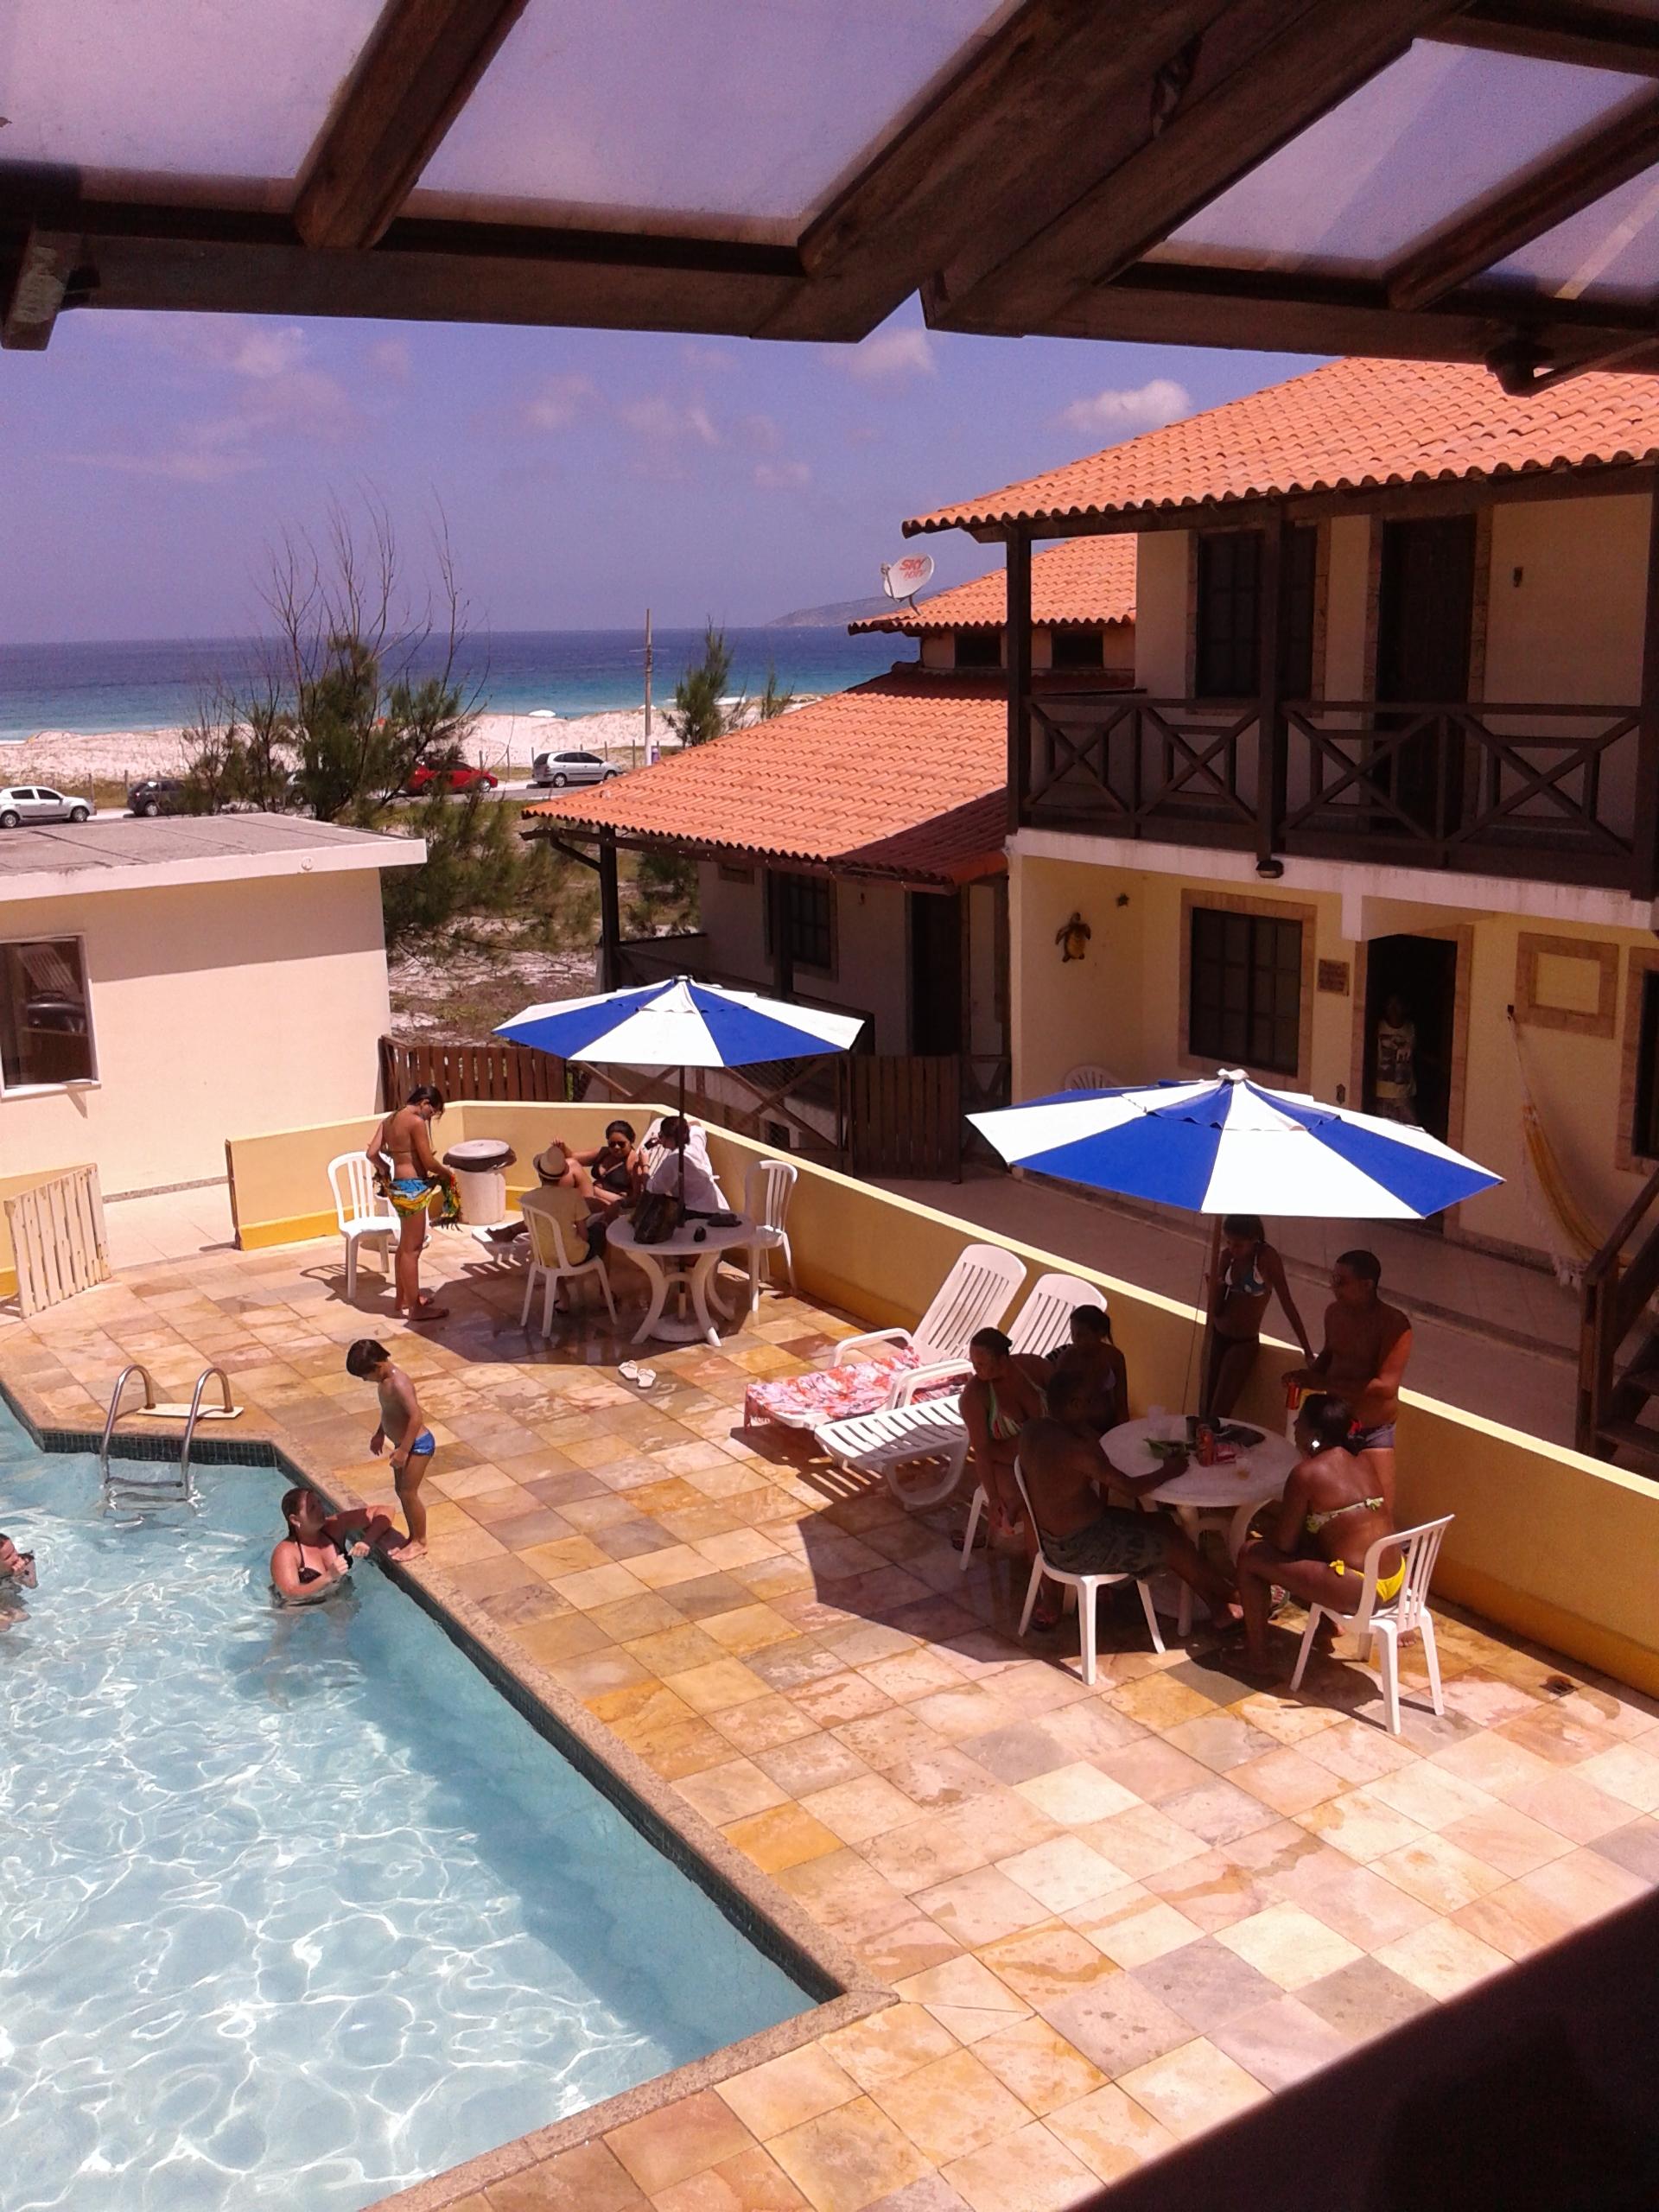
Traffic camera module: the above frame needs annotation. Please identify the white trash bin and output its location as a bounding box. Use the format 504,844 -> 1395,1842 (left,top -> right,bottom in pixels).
442,1139 -> 517,1228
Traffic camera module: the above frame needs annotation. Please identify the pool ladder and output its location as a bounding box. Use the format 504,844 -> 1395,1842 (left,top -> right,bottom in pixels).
100,1363 -> 235,1507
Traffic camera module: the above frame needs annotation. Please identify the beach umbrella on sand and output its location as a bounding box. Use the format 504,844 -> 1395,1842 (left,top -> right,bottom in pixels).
969,1068 -> 1499,1218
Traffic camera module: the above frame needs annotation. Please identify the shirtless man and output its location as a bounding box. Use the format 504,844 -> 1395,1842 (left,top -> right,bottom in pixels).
366,1084 -> 457,1323
1285,1249 -> 1412,1510
1018,1368 -> 1238,1634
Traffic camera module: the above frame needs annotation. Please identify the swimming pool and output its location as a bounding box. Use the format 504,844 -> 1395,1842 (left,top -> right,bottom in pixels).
0,1408 -> 807,2211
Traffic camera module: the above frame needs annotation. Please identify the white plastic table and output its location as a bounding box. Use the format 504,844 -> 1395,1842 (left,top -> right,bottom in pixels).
1103,1415 -> 1296,1636
607,1216 -> 756,1346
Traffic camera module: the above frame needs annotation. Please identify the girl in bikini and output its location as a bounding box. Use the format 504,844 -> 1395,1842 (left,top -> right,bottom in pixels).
367,1084 -> 460,1323
961,1325 -> 1051,1555
1235,1391 -> 1402,1680
1202,1214 -> 1313,1421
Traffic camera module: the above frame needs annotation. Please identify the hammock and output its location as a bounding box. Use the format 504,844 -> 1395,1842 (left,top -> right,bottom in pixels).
1506,1009 -> 1604,1286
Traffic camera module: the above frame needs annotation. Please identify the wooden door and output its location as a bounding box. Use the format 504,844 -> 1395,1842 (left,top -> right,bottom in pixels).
909,892 -> 963,1055
1376,515 -> 1475,834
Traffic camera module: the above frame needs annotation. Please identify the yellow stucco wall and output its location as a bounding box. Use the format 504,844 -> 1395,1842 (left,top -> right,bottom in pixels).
1132,531 -> 1189,695
222,1101 -> 1659,1694
1,872 -> 393,1198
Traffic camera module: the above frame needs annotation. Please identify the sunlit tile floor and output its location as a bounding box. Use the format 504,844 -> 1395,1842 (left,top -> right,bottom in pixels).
5,1230 -> 1656,2212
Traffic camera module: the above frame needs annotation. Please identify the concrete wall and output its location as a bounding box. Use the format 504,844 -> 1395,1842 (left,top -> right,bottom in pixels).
692,863 -> 912,1052
0,871 -> 391,1198
1133,532 -> 1191,695
224,1098 -> 1659,1697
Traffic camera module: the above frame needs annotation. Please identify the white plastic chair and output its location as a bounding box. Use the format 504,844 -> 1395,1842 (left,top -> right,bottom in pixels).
739,1158 -> 798,1300
1064,1063 -> 1123,1091
519,1188 -> 618,1336
959,1277 -> 1108,1554
328,1152 -> 396,1301
1289,1515 -> 1452,1735
1012,1454 -> 1164,1684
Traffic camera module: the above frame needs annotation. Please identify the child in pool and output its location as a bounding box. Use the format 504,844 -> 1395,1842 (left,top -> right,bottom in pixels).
346,1338 -> 435,1560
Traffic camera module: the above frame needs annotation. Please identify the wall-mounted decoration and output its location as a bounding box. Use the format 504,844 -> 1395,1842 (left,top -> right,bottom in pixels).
1317,959 -> 1351,996
1055,912 -> 1091,963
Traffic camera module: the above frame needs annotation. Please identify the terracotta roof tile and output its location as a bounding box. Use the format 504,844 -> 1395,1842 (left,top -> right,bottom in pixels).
906,357 -> 1659,534
522,671 -> 1008,886
848,537 -> 1136,632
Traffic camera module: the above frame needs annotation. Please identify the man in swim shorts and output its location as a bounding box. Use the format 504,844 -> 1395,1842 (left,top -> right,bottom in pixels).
1286,1249 -> 1412,1510
346,1338 -> 435,1560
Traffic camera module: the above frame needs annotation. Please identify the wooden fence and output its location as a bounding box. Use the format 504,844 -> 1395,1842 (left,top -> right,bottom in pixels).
378,1034 -> 568,1106
4,1166 -> 111,1317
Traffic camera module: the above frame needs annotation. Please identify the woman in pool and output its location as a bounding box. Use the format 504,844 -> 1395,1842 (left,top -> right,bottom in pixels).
1235,1391 -> 1401,1679
270,1486 -> 396,1605
366,1084 -> 460,1325
0,1530 -> 37,1630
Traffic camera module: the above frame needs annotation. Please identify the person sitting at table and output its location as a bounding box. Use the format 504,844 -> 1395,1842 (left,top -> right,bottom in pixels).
1235,1390 -> 1401,1681
1284,1249 -> 1412,1510
963,1326 -> 1051,1550
644,1115 -> 729,1217
1046,1305 -> 1128,1433
1019,1368 -> 1239,1635
1203,1214 -> 1313,1421
483,1122 -> 639,1249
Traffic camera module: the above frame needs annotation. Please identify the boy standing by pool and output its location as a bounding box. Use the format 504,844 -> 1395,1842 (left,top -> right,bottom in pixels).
346,1338 -> 435,1560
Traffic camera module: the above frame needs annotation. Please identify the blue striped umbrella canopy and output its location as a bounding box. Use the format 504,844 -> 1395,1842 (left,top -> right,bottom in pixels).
496,976 -> 864,1068
970,1068 -> 1500,1220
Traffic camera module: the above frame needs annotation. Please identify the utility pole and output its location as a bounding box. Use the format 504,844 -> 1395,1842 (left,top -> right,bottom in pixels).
641,607 -> 652,771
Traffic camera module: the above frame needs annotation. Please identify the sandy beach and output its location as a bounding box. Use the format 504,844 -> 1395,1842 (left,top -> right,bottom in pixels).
2,709 -> 664,789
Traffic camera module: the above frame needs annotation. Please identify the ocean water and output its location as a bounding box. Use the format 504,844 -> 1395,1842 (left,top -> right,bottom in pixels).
0,629 -> 902,741
0,1408 -> 806,2212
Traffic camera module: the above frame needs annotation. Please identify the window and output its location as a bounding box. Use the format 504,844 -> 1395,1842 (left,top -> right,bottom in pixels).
1194,525 -> 1317,699
953,629 -> 1001,669
1188,906 -> 1302,1075
0,938 -> 96,1091
772,874 -> 834,970
1051,628 -> 1105,671
716,861 -> 754,885
1635,972 -> 1659,1160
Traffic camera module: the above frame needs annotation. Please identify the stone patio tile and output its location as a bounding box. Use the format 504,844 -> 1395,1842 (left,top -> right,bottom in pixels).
996,1836 -> 1127,1916
913,1866 -> 1052,1949
1066,1885 -> 1205,1969
802,1775 -> 919,1847
1513,1845 -> 1650,1929
715,2045 -> 862,2140
1371,1918 -> 1512,2000
1014,1761 -> 1141,1827
607,2091 -> 757,2195
721,1804 -> 842,1873
1077,1802 -> 1209,1882
970,2017 -> 1105,2117
820,2004 -> 960,2097
1295,1955 -> 1435,2038
1592,1816 -> 1659,1884
711,1695 -> 823,1757
1209,1994 -> 1355,2094
869,2047 -> 1031,2164
652,2143 -> 811,2210
1503,1768 -> 1637,1845
1262,1842 -> 1436,1948
1115,2037 -> 1270,2139
1370,1831 -> 1509,1913
939,2120 -> 1101,2212
666,1658 -> 774,1713
1039,1970 -> 1191,2082
1044,2082 -> 1178,2184
675,1758 -> 791,1827
486,2139 -> 648,2210
1128,1934 -> 1280,2034
766,2097 -> 931,2212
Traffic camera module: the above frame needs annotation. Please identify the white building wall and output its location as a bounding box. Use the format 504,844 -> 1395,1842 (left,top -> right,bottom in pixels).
1132,532 -> 1189,693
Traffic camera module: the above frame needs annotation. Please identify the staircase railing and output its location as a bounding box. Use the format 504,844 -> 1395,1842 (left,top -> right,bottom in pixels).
1577,1160 -> 1659,1457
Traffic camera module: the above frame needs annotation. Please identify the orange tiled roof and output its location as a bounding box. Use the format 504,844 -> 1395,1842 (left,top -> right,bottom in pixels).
906,356 -> 1659,535
848,536 -> 1136,632
522,671 -> 1008,886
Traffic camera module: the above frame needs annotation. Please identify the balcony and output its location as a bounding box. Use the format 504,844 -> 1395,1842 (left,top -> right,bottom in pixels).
1023,692 -> 1650,893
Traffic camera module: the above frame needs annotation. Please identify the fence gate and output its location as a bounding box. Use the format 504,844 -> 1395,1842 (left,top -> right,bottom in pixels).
5,1166 -> 111,1317
842,1054 -> 963,1181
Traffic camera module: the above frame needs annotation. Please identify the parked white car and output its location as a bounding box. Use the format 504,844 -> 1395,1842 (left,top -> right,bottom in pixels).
531,750 -> 623,788
0,784 -> 93,827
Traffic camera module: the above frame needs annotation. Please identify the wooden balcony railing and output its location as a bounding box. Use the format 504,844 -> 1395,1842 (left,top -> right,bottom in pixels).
1022,692 -> 1648,891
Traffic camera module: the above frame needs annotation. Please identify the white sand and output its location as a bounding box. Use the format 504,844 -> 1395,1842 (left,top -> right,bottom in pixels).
3,709 -> 668,789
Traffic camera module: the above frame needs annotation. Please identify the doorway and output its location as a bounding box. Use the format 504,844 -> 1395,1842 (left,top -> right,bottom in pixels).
1375,514 -> 1475,835
909,891 -> 963,1055
1363,933 -> 1459,1148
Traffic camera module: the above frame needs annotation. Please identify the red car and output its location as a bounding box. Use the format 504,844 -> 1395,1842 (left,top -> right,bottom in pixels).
404,762 -> 499,797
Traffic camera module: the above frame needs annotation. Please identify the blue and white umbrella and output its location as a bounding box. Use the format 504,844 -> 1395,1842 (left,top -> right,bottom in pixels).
969,1067 -> 1499,1220
497,976 -> 864,1075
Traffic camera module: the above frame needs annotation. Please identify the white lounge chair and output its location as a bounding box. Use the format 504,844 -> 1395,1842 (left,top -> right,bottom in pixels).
519,1187 -> 617,1337
328,1152 -> 396,1302
1013,1453 -> 1165,1684
1290,1515 -> 1452,1735
743,1241 -> 1024,1432
820,1272 -> 1105,1512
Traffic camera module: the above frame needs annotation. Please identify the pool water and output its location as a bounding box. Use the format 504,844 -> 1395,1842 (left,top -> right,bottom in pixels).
0,1412 -> 806,2211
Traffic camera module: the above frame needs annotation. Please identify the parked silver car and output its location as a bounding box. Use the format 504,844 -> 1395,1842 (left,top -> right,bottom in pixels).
531,750 -> 623,788
0,784 -> 93,827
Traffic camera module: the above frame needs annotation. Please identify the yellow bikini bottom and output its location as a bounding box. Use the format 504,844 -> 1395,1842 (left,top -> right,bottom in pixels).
1332,1558 -> 1404,1603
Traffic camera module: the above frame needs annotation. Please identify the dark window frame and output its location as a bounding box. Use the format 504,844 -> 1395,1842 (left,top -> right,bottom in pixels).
1187,905 -> 1303,1077
1050,627 -> 1106,671
952,628 -> 1001,670
1193,524 -> 1318,701
766,872 -> 836,975
1635,970 -> 1659,1161
0,933 -> 98,1094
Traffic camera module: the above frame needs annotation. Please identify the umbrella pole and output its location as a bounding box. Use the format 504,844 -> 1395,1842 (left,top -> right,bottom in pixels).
1186,1215 -> 1224,1418
678,1066 -> 687,1207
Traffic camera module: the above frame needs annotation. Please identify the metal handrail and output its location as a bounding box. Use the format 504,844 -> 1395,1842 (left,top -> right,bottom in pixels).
99,1363 -> 156,1477
179,1367 -> 234,1494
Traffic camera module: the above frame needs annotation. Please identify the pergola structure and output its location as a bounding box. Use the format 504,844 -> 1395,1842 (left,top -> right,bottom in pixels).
6,2 -> 1659,385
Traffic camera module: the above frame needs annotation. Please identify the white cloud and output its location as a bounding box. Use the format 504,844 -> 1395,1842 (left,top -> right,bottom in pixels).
521,372 -> 595,431
368,336 -> 411,383
617,394 -> 721,446
830,326 -> 936,383
1054,378 -> 1191,438
754,460 -> 810,492
682,340 -> 738,373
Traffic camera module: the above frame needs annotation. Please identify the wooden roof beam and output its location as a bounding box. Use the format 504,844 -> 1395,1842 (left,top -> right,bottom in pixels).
293,0 -> 531,252
1389,87 -> 1659,309
927,0 -> 1462,332
1,229 -> 81,350
1433,2 -> 1659,76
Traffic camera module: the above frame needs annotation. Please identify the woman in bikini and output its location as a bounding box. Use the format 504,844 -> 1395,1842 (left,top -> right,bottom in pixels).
1202,1214 -> 1313,1421
1046,1306 -> 1129,1435
1235,1391 -> 1402,1679
270,1485 -> 396,1605
367,1084 -> 459,1323
961,1326 -> 1051,1552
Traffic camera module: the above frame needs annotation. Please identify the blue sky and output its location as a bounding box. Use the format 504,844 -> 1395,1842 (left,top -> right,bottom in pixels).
0,299 -> 1319,640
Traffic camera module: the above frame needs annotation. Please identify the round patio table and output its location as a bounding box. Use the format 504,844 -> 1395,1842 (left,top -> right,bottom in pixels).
1103,1415 -> 1296,1636
607,1216 -> 756,1347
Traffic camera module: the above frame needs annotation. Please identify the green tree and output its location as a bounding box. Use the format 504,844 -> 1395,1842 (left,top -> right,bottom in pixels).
667,624 -> 734,747
755,664 -> 795,721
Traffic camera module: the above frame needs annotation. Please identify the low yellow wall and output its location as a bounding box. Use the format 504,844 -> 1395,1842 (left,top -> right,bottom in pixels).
0,1162 -> 99,1299
226,1105 -> 1659,1697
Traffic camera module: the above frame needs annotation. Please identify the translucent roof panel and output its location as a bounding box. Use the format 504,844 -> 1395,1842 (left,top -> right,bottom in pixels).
0,0 -> 385,194
1490,162 -> 1659,301
1147,41 -> 1654,277
416,0 -> 1016,231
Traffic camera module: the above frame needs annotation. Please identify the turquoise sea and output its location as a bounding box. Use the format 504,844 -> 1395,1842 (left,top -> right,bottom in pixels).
0,628 -> 903,741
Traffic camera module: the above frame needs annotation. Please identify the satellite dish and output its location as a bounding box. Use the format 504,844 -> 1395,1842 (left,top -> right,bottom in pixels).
880,553 -> 934,604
